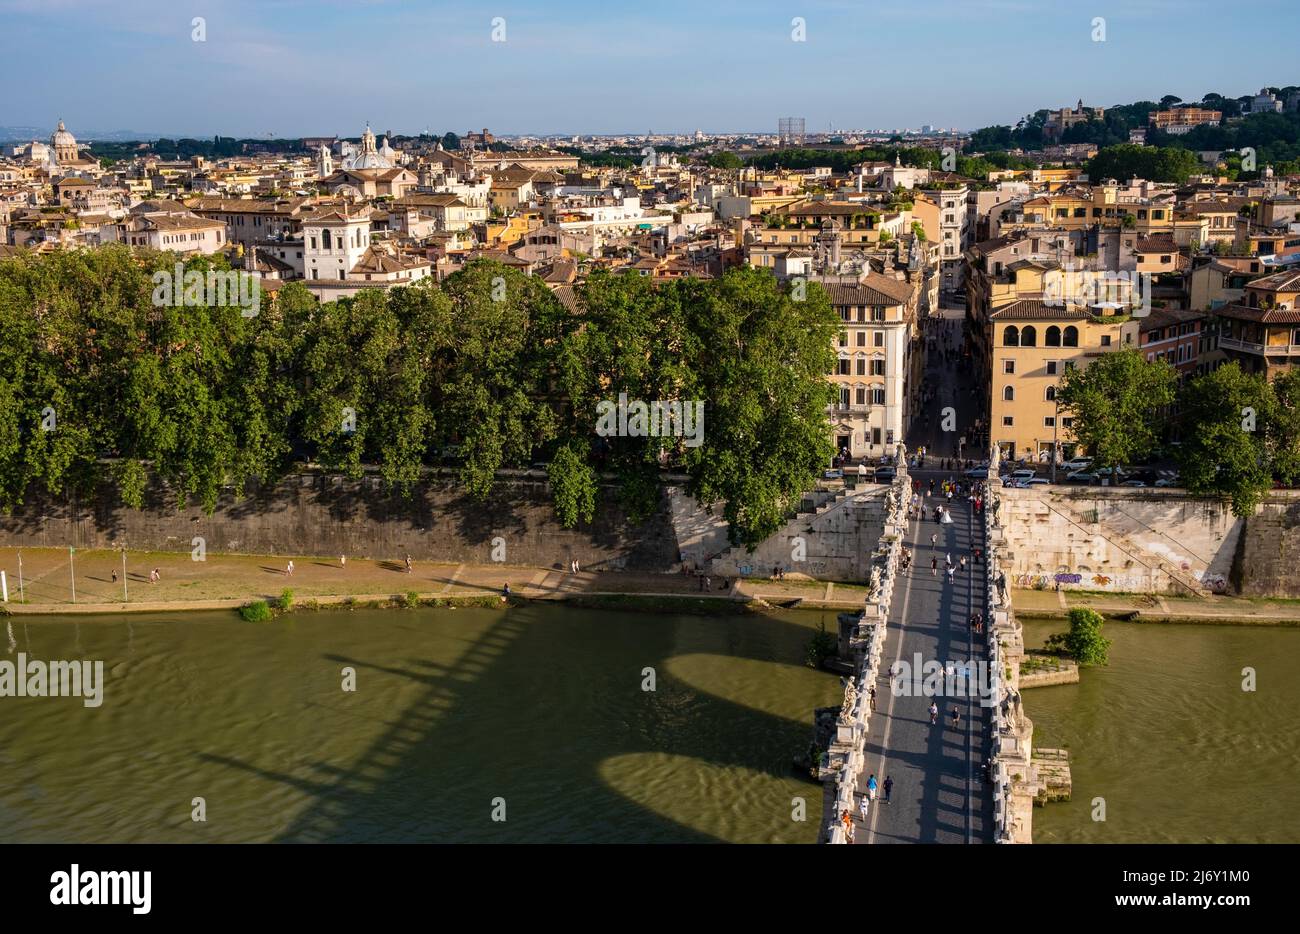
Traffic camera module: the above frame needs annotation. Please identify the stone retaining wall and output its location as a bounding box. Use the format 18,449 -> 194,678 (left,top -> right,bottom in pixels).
997,487 -> 1300,598
0,469 -> 689,573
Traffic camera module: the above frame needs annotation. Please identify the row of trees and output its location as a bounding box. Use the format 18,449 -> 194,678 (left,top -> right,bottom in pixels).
0,247 -> 841,547
739,146 -> 1038,187
1084,144 -> 1203,184
1058,349 -> 1300,515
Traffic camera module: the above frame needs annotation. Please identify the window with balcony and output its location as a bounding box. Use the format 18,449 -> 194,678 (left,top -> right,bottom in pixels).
871,359 -> 885,376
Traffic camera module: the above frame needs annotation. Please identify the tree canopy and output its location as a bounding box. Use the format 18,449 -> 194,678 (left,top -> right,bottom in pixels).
0,247 -> 841,546
1057,349 -> 1177,471
1176,362 -> 1280,516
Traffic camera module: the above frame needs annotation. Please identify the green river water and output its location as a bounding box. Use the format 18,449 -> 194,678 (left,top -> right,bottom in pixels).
0,605 -> 843,843
2,606 -> 1296,843
1023,617 -> 1300,843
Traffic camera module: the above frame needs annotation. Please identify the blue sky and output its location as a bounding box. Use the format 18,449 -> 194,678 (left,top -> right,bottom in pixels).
1,0 -> 1296,138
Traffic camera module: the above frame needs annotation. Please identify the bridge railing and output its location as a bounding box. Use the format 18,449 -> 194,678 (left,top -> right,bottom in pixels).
984,485 -> 1020,843
824,454 -> 909,843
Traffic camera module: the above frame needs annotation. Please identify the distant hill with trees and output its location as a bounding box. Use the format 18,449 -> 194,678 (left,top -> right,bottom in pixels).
967,86 -> 1300,178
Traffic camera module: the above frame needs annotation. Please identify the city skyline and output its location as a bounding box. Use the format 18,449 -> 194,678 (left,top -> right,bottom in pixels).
2,0 -> 1297,138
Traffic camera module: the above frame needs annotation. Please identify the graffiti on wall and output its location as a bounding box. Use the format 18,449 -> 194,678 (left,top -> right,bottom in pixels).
1013,571 -> 1154,592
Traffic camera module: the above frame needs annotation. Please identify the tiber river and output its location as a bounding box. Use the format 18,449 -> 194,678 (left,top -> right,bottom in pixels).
1,606 -> 1296,843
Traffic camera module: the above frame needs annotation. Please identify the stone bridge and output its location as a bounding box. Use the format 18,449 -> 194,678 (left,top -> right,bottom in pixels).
818,451 -> 1040,844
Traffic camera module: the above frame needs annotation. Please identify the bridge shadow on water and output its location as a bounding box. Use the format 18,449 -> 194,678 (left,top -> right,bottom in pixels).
198,603 -> 835,843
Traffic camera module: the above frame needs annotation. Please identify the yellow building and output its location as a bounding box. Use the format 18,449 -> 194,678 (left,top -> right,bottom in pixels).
968,241 -> 1140,460
1022,186 -> 1176,236
1214,269 -> 1300,378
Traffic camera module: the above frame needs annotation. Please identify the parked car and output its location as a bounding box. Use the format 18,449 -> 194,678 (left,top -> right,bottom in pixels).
823,468 -> 843,481
963,467 -> 987,479
1007,468 -> 1037,481
874,467 -> 897,483
1090,466 -> 1129,481
1061,457 -> 1092,472
1066,470 -> 1098,483
1022,478 -> 1051,486
1154,475 -> 1181,488
1122,479 -> 1148,487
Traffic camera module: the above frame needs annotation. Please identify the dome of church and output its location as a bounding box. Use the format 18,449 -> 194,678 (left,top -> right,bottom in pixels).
350,151 -> 390,170
342,123 -> 392,170
23,140 -> 52,163
51,119 -> 77,149
49,119 -> 81,164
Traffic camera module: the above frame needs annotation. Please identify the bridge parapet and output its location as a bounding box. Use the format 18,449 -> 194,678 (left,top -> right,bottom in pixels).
822,450 -> 909,843
984,489 -> 1037,843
